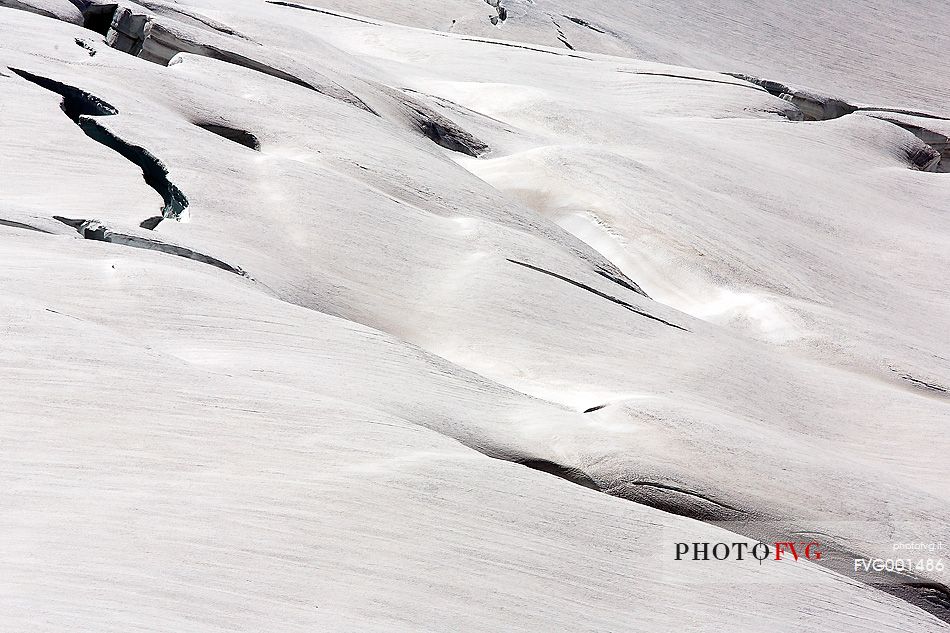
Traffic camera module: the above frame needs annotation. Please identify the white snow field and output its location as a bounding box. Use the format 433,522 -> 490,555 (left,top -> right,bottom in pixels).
1,1 -> 949,631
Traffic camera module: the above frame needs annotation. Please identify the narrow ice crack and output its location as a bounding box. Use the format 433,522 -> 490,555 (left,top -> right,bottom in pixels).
0,218 -> 53,234
514,458 -> 601,491
549,16 -> 575,50
196,123 -> 261,151
453,35 -> 590,60
594,269 -> 650,298
622,71 -> 769,93
867,115 -> 950,173
507,259 -> 689,331
613,480 -> 745,517
563,16 -> 606,34
53,217 -> 248,277
725,73 -> 856,121
909,583 -> 950,610
889,366 -> 948,394
382,87 -> 489,156
724,73 -> 950,167
78,117 -> 189,219
264,1 -> 377,25
10,68 -> 189,220
854,107 -> 950,122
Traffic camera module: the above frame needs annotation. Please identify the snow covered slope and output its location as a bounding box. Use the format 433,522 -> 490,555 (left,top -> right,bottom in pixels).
1,1 -> 949,630
282,0 -> 950,114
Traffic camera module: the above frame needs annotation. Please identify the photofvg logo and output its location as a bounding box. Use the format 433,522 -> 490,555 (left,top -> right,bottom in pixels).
663,524 -> 947,591
675,541 -> 822,562
674,538 -> 947,573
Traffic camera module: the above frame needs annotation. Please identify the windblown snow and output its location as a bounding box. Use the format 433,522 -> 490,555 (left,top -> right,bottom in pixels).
1,1 -> 948,631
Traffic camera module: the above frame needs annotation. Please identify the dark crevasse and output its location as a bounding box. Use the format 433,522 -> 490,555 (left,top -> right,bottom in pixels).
10,68 -> 189,220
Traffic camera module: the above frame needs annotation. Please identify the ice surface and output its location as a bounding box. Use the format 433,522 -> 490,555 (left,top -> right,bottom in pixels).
1,2 -> 948,630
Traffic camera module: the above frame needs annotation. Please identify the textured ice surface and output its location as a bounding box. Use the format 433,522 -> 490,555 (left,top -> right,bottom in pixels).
1,2 -> 948,631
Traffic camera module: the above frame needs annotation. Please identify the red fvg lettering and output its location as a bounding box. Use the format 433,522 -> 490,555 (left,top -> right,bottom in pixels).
774,542 -> 822,561
774,542 -> 798,561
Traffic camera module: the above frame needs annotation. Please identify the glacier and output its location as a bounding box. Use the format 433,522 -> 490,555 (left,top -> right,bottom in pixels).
1,1 -> 948,630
